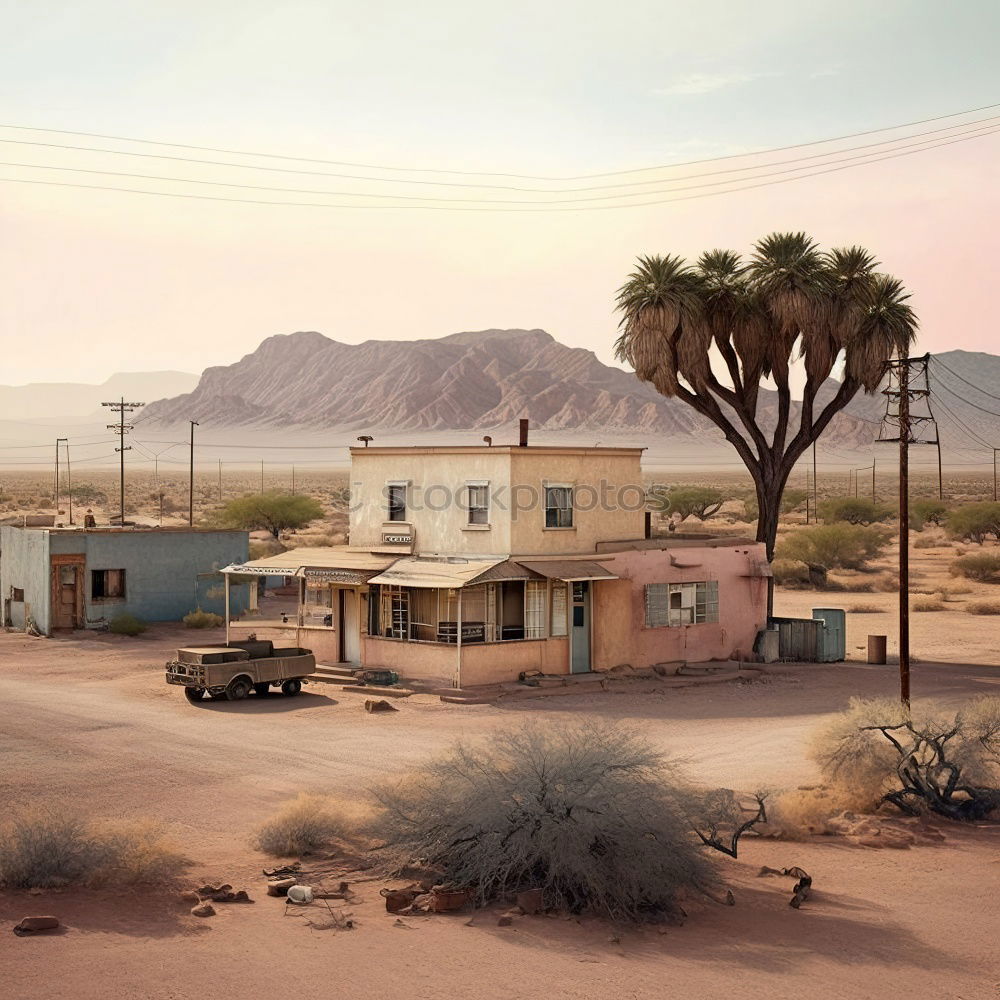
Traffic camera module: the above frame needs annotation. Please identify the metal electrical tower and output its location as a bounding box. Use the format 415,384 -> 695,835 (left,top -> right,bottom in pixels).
102,397 -> 144,526
876,353 -> 939,706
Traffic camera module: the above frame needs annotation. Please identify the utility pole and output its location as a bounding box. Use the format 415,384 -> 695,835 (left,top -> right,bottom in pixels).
877,354 -> 936,708
188,420 -> 199,527
54,438 -> 65,517
994,448 -> 998,502
935,438 -> 944,501
871,459 -> 876,503
102,397 -> 143,526
812,441 -> 818,520
218,460 -> 223,503
260,460 -> 265,495
805,467 -> 811,524
64,440 -> 73,525
291,465 -> 296,495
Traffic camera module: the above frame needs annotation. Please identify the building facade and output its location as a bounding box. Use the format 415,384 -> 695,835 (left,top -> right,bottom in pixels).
224,430 -> 769,688
1,525 -> 250,634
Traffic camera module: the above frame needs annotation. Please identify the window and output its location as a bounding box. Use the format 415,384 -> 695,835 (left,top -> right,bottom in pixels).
524,581 -> 546,638
386,483 -> 407,522
466,483 -> 489,525
379,585 -> 410,638
11,587 -> 24,602
544,485 -> 573,528
550,583 -> 568,636
645,581 -> 719,627
91,569 -> 126,601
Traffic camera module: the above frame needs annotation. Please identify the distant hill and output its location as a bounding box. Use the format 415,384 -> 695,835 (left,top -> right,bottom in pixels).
0,371 -> 199,421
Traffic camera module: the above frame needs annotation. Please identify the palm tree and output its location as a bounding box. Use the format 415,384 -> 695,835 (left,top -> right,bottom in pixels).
615,232 -> 916,611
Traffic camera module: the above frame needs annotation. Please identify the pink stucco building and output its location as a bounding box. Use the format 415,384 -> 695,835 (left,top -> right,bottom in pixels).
223,424 -> 769,688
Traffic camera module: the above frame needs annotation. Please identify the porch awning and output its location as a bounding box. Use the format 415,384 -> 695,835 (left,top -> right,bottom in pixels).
368,557 -> 504,589
221,547 -> 399,580
516,559 -> 618,582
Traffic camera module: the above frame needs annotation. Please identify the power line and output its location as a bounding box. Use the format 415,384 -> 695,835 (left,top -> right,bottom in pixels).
5,124 -> 998,213
932,377 -> 1000,419
931,355 -> 1000,403
5,121 -> 1000,206
928,391 -> 996,449
4,99 -> 1000,181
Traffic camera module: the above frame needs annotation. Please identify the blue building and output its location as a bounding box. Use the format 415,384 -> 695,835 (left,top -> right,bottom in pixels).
0,525 -> 250,634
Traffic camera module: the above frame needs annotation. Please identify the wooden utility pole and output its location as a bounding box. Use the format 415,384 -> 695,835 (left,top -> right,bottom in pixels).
871,459 -> 876,503
812,441 -> 818,518
188,420 -> 199,527
291,465 -> 296,495
218,460 -> 223,502
260,460 -> 265,494
54,439 -> 60,515
102,397 -> 143,526
935,439 -> 944,500
64,440 -> 73,525
994,448 -> 998,502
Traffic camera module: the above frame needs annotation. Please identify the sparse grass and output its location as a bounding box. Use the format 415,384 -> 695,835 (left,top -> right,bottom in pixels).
109,612 -> 147,636
183,608 -> 224,629
912,597 -> 945,612
829,577 -> 875,593
848,602 -> 884,613
966,601 -> 1000,615
0,810 -> 183,889
873,573 -> 899,593
252,794 -> 357,856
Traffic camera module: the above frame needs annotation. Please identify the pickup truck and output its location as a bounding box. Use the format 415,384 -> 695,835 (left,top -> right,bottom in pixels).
165,640 -> 316,704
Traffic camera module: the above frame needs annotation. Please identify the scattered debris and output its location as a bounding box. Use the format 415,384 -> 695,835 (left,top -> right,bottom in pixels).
497,914 -> 514,927
12,916 -> 60,936
192,883 -> 253,903
190,902 -> 216,918
179,890 -> 201,903
382,887 -> 420,913
393,918 -> 413,929
267,877 -> 298,897
757,865 -> 813,908
365,698 -> 398,713
431,888 -> 471,912
825,811 -> 944,849
286,885 -> 314,905
263,863 -> 302,878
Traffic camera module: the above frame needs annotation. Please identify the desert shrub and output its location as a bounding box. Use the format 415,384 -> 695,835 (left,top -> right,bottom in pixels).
913,534 -> 943,549
249,539 -> 287,560
950,553 -> 1000,583
766,784 -> 874,839
947,502 -> 1000,544
848,603 -> 883,613
828,576 -> 874,593
818,497 -> 894,526
912,597 -> 944,612
183,607 -> 224,629
771,558 -> 811,586
661,486 -> 725,522
370,723 -> 723,922
811,697 -> 1000,820
775,524 -> 890,570
109,612 -> 147,636
910,499 -> 949,530
967,601 -> 1000,615
873,573 -> 898,592
252,794 -> 350,856
219,491 -> 324,539
0,811 -> 182,889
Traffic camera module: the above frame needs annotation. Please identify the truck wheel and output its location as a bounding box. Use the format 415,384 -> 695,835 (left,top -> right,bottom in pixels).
226,678 -> 252,701
281,678 -> 302,697
184,687 -> 206,704
253,682 -> 270,697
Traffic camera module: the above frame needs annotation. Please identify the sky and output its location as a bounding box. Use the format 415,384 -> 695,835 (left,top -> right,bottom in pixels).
3,0 -> 1000,386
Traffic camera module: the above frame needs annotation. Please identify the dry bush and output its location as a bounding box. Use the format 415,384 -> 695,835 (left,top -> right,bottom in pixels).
873,573 -> 899,593
109,613 -> 147,636
967,601 -> 1000,615
183,608 -> 224,629
913,534 -> 943,549
771,558 -> 811,587
950,553 -> 1000,584
370,723 -> 722,922
0,811 -> 183,889
776,523 -> 890,571
249,539 -> 287,560
829,577 -> 874,593
766,784 -> 873,839
811,697 -> 1000,820
912,597 -> 944,612
252,794 -> 361,856
848,602 -> 884,613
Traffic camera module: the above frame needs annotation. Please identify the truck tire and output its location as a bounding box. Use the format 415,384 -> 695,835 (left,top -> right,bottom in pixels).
226,677 -> 252,701
281,678 -> 302,697
253,682 -> 270,697
184,687 -> 206,704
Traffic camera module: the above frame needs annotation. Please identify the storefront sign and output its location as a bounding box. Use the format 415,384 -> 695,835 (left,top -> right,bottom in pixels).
381,532 -> 412,545
304,568 -> 369,585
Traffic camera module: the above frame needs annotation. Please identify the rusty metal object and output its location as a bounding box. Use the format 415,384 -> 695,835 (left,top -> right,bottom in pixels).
381,887 -> 419,913
868,634 -> 888,664
431,888 -> 472,912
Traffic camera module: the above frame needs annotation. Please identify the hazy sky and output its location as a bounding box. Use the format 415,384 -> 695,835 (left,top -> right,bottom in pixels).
3,0 -> 999,385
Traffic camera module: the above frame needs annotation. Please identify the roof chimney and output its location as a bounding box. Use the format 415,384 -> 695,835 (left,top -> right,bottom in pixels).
518,419 -> 529,447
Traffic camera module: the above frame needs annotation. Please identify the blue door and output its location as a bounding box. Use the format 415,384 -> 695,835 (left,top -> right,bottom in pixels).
570,581 -> 591,673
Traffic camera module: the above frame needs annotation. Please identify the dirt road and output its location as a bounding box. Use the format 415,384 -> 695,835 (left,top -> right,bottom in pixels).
1,627 -> 999,999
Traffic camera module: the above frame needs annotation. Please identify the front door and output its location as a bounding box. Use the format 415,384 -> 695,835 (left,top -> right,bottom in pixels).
570,581 -> 591,674
51,557 -> 84,630
341,589 -> 361,666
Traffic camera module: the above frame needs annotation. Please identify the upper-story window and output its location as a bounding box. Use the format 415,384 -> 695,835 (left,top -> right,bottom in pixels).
544,485 -> 573,528
387,483 -> 407,522
466,482 -> 489,525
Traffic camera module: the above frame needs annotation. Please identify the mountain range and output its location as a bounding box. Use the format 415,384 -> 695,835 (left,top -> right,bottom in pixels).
133,330 -> 999,455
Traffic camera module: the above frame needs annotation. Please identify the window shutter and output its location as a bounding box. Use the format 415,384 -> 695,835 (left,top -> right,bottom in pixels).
645,583 -> 669,627
550,583 -> 568,636
524,581 -> 546,638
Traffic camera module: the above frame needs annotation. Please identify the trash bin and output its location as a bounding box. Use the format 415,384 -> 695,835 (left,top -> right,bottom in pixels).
868,634 -> 887,664
812,608 -> 846,662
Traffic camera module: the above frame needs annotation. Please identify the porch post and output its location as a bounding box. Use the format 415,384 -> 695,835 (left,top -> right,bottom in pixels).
456,588 -> 463,690
224,572 -> 230,645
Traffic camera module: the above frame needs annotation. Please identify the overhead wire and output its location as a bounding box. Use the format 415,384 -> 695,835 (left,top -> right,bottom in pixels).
931,355 -> 1000,403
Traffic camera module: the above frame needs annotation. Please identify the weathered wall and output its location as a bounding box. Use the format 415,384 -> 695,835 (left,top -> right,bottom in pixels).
0,525 -> 51,631
362,636 -> 457,687
459,637 -> 570,686
591,544 -> 768,669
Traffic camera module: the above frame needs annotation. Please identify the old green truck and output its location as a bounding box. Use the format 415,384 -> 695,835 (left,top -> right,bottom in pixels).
165,640 -> 316,704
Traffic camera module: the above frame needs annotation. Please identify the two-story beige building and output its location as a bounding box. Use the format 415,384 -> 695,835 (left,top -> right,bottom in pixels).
223,424 -> 769,688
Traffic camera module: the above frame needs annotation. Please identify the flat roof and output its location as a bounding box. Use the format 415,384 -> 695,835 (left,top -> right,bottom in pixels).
349,445 -> 645,456
0,524 -> 247,534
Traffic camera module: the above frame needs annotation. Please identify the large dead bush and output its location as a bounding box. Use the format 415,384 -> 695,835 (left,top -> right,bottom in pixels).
811,697 -> 1000,821
369,723 -> 757,922
252,793 -> 360,856
0,811 -> 183,889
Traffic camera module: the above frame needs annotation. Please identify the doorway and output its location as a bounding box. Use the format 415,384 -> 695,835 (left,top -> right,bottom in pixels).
340,589 -> 361,666
50,556 -> 85,630
570,581 -> 591,673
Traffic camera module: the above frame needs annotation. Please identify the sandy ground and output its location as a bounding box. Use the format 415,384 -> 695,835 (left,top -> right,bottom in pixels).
2,622 -> 999,1000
